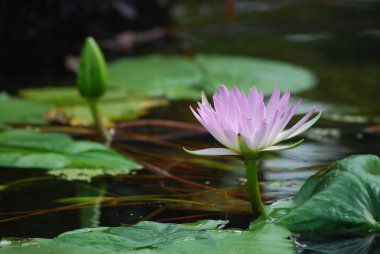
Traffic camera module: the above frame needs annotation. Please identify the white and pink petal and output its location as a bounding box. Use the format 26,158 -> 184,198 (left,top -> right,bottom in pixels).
183,147 -> 239,156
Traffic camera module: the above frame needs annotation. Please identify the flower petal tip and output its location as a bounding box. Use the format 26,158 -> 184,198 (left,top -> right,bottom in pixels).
183,147 -> 238,156
262,139 -> 304,152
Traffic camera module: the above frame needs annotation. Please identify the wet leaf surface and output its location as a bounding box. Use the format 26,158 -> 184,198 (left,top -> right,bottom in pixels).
0,220 -> 295,254
0,129 -> 141,181
265,155 -> 380,235
196,54 -> 317,94
53,99 -> 168,126
108,55 -> 203,100
107,54 -> 317,100
0,93 -> 50,125
19,87 -> 168,126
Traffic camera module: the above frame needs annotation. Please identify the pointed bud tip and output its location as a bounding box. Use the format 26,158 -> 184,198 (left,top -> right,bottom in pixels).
77,37 -> 108,99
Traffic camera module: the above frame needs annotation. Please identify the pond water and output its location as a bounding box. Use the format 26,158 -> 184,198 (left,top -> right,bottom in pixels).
1,0 -> 380,253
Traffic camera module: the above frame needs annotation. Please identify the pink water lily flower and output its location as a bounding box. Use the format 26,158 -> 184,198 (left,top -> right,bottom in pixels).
186,85 -> 321,157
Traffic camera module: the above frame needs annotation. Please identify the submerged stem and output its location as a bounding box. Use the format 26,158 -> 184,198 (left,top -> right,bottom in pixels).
244,158 -> 264,217
88,99 -> 111,146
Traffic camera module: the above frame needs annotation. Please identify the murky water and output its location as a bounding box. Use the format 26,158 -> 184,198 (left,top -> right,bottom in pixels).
1,1 -> 380,253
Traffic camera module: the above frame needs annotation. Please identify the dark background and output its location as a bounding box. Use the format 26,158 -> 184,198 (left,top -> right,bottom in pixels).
0,0 -> 175,92
1,0 -> 380,107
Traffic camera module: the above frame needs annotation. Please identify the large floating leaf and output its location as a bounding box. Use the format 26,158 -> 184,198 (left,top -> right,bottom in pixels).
108,55 -> 203,99
20,87 -> 140,106
0,220 -> 295,254
19,87 -> 167,125
0,92 -> 51,125
53,99 -> 167,126
266,155 -> 380,235
196,54 -> 317,94
107,54 -> 316,100
0,129 -> 141,181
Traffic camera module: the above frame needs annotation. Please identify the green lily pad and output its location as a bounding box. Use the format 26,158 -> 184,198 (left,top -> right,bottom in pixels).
0,92 -> 51,125
0,129 -> 141,181
264,155 -> 380,235
107,54 -> 316,100
108,55 -> 204,99
19,87 -> 168,125
19,87 -> 96,106
55,98 -> 167,126
20,87 -> 139,106
196,54 -> 317,94
0,220 -> 295,254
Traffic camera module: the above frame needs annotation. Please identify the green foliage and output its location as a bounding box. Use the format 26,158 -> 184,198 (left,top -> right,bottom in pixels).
264,155 -> 380,235
20,87 -> 117,106
0,93 -> 50,125
0,129 -> 141,181
19,87 -> 167,125
107,54 -> 317,100
17,54 -> 316,125
77,37 -> 108,99
108,55 -> 203,99
0,220 -> 295,254
196,54 -> 317,94
61,98 -> 167,126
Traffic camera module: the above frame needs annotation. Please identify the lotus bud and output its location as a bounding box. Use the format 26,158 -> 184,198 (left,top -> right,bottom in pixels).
77,37 -> 108,99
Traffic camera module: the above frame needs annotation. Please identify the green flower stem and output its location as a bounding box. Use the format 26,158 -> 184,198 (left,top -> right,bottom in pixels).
244,158 -> 264,216
88,99 -> 111,146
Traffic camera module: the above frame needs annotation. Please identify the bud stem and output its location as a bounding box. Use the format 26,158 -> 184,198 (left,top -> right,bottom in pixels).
88,99 -> 111,146
244,158 -> 265,217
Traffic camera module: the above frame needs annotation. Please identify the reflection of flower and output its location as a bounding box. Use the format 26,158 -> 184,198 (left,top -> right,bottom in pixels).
186,85 -> 321,158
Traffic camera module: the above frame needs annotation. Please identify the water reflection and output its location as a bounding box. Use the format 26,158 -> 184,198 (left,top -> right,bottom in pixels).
300,235 -> 380,254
